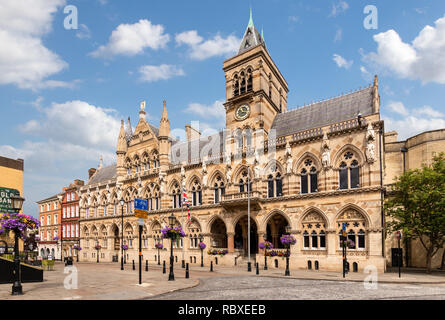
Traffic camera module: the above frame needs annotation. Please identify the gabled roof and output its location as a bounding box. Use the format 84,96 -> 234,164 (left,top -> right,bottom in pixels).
271,87 -> 374,137
86,164 -> 117,186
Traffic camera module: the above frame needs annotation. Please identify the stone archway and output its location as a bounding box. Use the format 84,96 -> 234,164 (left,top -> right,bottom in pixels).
235,216 -> 258,255
111,224 -> 120,251
265,213 -> 289,249
210,218 -> 227,249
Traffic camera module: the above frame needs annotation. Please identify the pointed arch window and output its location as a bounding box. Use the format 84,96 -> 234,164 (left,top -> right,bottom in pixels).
238,170 -> 252,193
339,152 -> 360,190
247,69 -> 253,92
233,75 -> 239,97
214,176 -> 225,204
267,171 -> 283,198
172,184 -> 181,209
191,180 -> 202,206
240,72 -> 246,94
300,159 -> 318,194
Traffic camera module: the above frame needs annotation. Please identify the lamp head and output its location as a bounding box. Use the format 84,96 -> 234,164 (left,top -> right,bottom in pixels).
168,214 -> 175,227
10,194 -> 25,213
119,198 -> 125,206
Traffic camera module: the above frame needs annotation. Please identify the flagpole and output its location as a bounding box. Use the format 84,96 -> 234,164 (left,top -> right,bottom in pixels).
248,166 -> 251,272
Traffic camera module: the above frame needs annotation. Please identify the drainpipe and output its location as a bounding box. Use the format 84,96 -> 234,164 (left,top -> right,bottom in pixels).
401,147 -> 408,267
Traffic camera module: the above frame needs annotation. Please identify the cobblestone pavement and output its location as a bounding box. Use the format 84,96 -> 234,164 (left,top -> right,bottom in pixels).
0,262 -> 200,300
149,276 -> 445,300
1,261 -> 445,300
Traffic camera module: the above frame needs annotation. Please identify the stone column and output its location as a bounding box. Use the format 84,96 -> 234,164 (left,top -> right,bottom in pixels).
258,231 -> 265,254
326,229 -> 338,256
227,232 -> 235,253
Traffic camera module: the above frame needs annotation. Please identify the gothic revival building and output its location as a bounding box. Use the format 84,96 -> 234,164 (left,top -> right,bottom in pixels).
78,15 -> 387,272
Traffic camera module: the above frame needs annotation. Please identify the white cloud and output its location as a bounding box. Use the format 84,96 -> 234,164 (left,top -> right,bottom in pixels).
415,105 -> 445,118
175,30 -> 241,60
0,0 -> 69,90
364,15 -> 445,84
90,19 -> 170,58
383,102 -> 445,140
138,64 -> 185,82
76,24 -> 91,39
184,100 -> 226,129
334,28 -> 342,42
388,101 -> 409,116
19,100 -> 121,149
329,1 -> 349,17
3,99 -> 124,217
333,54 -> 353,69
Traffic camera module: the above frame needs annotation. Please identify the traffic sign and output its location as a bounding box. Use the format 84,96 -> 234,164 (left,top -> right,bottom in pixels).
134,198 -> 148,219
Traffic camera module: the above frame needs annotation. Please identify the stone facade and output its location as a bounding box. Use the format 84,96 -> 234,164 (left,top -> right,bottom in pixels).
77,17 -> 388,272
384,129 -> 445,269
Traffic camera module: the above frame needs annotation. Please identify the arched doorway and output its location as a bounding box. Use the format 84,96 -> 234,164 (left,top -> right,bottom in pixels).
111,224 -> 120,251
235,216 -> 258,256
210,218 -> 227,248
266,213 -> 289,249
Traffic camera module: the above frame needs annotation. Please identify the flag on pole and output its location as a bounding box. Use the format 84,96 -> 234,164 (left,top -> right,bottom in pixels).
182,187 -> 191,225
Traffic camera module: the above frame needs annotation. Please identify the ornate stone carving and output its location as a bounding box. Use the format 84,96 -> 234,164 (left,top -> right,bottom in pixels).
321,132 -> 330,168
302,212 -> 324,223
337,209 -> 364,221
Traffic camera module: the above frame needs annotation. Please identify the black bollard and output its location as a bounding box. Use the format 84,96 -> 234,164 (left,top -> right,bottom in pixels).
132,260 -> 135,270
163,260 -> 166,274
145,260 -> 148,272
256,262 -> 259,275
185,263 -> 189,279
210,261 -> 213,272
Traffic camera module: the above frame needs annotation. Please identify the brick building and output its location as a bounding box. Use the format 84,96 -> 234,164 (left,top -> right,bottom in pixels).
61,180 -> 84,259
37,194 -> 62,260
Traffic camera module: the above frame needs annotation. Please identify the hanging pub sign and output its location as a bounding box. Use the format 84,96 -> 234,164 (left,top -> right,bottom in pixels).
0,187 -> 20,213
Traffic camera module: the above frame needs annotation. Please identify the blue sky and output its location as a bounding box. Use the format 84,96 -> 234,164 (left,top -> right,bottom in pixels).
0,0 -> 444,217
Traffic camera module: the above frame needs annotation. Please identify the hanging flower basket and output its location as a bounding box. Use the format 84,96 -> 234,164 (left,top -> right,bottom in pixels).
266,250 -> 290,258
341,239 -> 355,249
122,244 -> 128,251
95,244 -> 101,250
0,212 -> 40,238
280,234 -> 296,248
199,242 -> 206,250
207,249 -> 228,256
73,245 -> 82,251
53,236 -> 59,241
155,242 -> 163,250
259,241 -> 273,250
161,226 -> 186,240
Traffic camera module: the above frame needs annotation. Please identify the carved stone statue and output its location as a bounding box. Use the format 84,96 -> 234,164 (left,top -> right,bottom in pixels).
140,100 -> 146,112
225,151 -> 231,165
287,156 -> 293,174
366,123 -> 376,141
322,147 -> 331,168
254,164 -> 260,179
181,165 -> 186,179
159,171 -> 166,193
366,141 -> 376,163
137,177 -> 143,196
285,142 -> 291,157
226,165 -> 232,184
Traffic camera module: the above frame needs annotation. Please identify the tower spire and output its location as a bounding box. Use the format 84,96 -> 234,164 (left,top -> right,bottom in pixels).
159,100 -> 170,138
248,7 -> 254,28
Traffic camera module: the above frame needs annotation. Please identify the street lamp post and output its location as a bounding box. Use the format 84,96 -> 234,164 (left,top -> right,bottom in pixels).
263,234 -> 268,270
120,198 -> 124,270
96,242 -> 100,263
168,213 -> 176,281
11,194 -> 25,296
285,226 -> 291,276
247,166 -> 251,272
199,234 -> 204,267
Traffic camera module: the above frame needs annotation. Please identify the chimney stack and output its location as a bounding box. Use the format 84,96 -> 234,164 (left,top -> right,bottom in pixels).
88,168 -> 97,179
185,124 -> 201,141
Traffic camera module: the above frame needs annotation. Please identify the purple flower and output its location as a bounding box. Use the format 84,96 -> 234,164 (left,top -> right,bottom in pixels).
259,241 -> 273,250
122,244 -> 128,250
199,242 -> 206,250
155,242 -> 163,249
280,234 -> 296,247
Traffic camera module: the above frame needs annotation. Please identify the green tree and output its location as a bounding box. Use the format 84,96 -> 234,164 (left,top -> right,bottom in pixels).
385,153 -> 445,273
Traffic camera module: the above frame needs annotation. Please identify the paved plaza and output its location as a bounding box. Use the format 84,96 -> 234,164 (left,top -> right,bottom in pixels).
1,261 -> 445,300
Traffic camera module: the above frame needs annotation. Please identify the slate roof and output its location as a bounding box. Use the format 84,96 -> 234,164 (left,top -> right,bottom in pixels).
271,87 -> 374,137
86,164 -> 117,186
170,131 -> 225,164
36,193 -> 61,204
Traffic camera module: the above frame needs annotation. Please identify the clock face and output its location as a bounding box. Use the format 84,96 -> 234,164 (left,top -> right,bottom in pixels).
235,104 -> 250,121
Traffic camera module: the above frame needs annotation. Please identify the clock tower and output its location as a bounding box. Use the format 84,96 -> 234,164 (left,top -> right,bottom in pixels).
223,10 -> 289,136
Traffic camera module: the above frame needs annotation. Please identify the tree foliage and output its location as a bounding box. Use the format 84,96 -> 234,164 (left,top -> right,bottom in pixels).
385,153 -> 445,273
